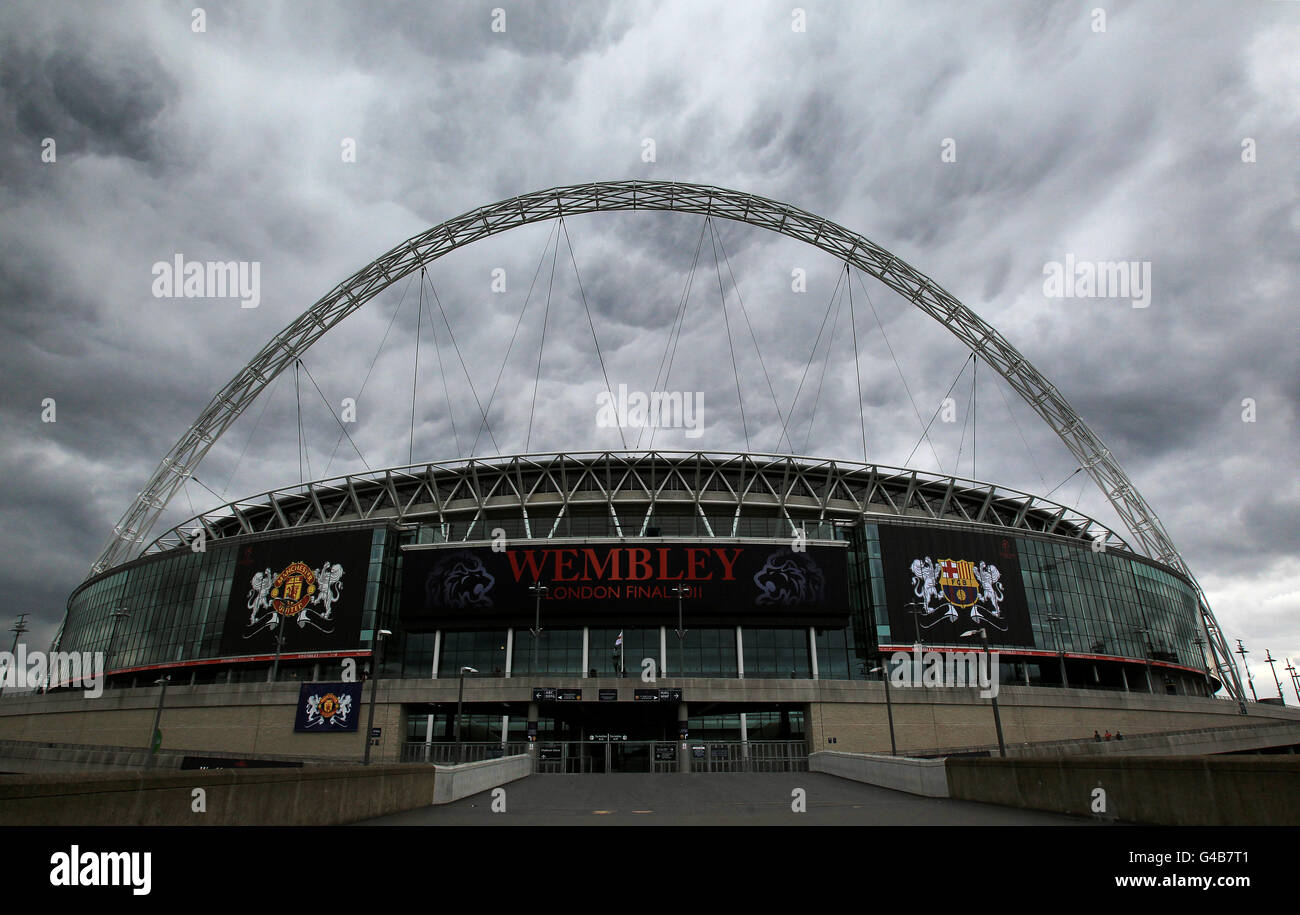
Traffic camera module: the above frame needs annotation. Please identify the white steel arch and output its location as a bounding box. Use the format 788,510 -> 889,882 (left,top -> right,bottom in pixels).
87,179 -> 1243,701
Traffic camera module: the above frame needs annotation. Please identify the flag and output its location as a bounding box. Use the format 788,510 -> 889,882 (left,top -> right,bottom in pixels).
615,631 -> 623,647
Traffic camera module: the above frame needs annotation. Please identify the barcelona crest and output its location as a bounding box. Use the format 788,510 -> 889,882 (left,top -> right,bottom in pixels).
909,555 -> 1008,631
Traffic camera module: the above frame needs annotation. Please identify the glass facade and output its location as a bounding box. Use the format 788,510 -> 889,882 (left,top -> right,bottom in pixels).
58,506 -> 1210,695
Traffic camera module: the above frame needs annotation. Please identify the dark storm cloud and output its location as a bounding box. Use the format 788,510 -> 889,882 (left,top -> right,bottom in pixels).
0,0 -> 1296,671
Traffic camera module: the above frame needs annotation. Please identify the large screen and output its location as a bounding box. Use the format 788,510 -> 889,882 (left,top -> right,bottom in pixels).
876,524 -> 1035,647
400,541 -> 850,628
219,530 -> 372,655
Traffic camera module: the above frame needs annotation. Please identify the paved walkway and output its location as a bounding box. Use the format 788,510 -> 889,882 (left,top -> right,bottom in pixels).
354,772 -> 1100,826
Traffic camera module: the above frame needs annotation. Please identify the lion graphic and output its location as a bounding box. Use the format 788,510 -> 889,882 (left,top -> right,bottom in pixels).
425,552 -> 496,610
753,550 -> 825,607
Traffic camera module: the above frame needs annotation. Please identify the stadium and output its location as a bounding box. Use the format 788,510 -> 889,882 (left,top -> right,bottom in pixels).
6,181 -> 1287,773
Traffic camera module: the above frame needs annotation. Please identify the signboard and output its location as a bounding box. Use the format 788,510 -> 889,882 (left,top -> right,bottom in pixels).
532,687 -> 557,701
539,744 -> 562,761
691,746 -> 706,759
293,681 -> 363,732
556,688 -> 582,701
221,530 -> 371,655
634,688 -> 682,702
598,689 -> 619,701
876,524 -> 1035,648
485,746 -> 505,759
654,743 -> 677,762
710,745 -> 730,760
400,541 -> 849,627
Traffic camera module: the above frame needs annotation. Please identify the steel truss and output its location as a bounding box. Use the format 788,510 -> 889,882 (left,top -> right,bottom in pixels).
141,450 -> 1127,553
87,180 -> 1243,701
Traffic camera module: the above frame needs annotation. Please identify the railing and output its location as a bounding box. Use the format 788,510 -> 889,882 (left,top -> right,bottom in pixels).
399,741 -> 531,764
399,739 -> 809,772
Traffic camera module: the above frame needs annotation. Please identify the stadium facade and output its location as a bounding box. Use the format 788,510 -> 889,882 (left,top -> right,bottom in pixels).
41,450 -> 1234,767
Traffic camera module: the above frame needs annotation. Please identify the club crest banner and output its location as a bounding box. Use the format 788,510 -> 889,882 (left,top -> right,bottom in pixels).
220,530 -> 372,655
877,524 -> 1035,647
293,681 -> 362,732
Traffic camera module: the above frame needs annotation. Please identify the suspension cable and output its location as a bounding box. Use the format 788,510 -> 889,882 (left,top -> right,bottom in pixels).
845,263 -> 868,463
647,217 -> 709,450
323,271 -> 416,476
561,217 -> 626,449
409,268 -> 425,466
852,270 -> 943,470
709,218 -> 749,451
298,359 -> 370,471
776,266 -> 845,456
470,220 -> 560,456
424,273 -> 500,455
222,372 -> 283,496
801,273 -> 848,454
526,219 -> 561,452
427,288 -> 462,459
904,353 -> 974,469
710,221 -> 789,452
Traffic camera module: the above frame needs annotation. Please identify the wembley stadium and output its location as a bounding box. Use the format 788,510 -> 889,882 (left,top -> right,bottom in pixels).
5,180 -> 1285,773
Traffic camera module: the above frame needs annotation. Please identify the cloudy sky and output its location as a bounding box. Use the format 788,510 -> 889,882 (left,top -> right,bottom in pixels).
1,1 -> 1296,697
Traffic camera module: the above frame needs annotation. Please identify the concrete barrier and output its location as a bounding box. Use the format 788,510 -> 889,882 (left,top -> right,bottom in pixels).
0,755 -> 531,826
432,754 -> 532,804
809,751 -> 949,797
945,755 -> 1300,826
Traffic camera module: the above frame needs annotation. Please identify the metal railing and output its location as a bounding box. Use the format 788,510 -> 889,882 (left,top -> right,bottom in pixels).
400,739 -> 809,772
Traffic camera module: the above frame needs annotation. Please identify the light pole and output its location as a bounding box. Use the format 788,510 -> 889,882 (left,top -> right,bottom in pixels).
961,627 -> 1005,758
1235,639 -> 1258,703
868,655 -> 897,756
455,665 -> 478,763
671,585 -> 689,640
270,611 -> 287,682
1192,636 -> 1212,696
149,675 -> 171,762
105,608 -> 129,671
1135,627 -> 1155,693
362,629 -> 392,765
1264,650 -> 1285,706
905,602 -> 924,646
528,581 -> 547,675
0,613 -> 29,698
1047,614 -> 1068,688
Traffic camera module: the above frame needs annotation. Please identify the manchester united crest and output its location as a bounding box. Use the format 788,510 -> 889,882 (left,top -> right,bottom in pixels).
243,558 -> 347,641
294,681 -> 362,732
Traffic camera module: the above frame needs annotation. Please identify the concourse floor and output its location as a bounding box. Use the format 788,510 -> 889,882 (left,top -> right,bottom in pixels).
353,772 -> 1103,826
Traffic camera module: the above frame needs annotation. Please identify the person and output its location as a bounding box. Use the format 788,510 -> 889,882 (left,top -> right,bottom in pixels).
1104,730 -> 1112,740
1116,730 -> 1124,740
1094,730 -> 1101,742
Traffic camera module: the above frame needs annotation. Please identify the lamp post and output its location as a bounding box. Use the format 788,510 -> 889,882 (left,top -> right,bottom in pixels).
362,629 -> 392,765
1264,650 -> 1285,706
961,627 -> 1006,758
528,581 -> 547,675
1047,614 -> 1068,688
149,675 -> 171,763
905,602 -> 924,646
1135,627 -> 1155,693
868,655 -> 897,756
455,665 -> 478,763
1235,640 -> 1258,703
105,607 -> 129,671
0,613 -> 29,698
1191,636 -> 1212,696
270,611 -> 287,682
671,585 -> 689,640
